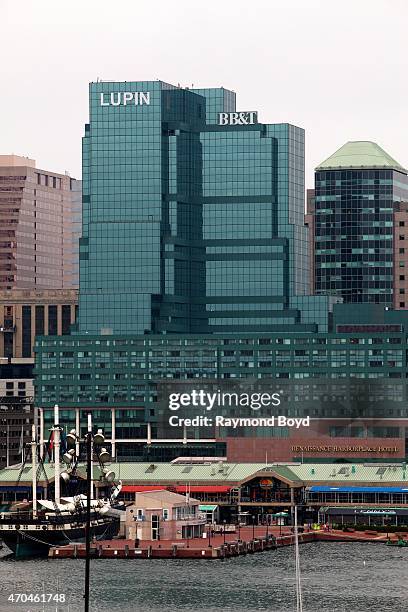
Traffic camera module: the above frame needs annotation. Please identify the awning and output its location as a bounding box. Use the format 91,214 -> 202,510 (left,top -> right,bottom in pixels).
319,506 -> 408,516
199,505 -> 218,512
121,485 -> 167,493
310,486 -> 408,494
174,485 -> 231,494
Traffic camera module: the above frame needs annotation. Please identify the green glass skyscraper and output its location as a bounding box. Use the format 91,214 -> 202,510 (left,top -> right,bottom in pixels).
79,81 -> 330,335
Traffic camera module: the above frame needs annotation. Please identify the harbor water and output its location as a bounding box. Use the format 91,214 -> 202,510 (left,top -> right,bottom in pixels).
0,542 -> 406,612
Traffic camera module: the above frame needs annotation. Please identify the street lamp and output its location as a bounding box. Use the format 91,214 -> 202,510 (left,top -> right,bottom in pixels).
252,515 -> 256,540
237,521 -> 241,541
65,415 -> 113,612
223,519 -> 227,545
266,515 -> 269,539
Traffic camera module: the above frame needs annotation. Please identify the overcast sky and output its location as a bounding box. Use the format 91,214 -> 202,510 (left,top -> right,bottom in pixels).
2,0 -> 408,187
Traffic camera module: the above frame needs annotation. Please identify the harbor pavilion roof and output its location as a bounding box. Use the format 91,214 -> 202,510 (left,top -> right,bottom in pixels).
0,462 -> 407,489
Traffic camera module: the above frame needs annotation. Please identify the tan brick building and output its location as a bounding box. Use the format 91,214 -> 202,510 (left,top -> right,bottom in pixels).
0,155 -> 80,290
0,288 -> 78,358
0,289 -> 78,468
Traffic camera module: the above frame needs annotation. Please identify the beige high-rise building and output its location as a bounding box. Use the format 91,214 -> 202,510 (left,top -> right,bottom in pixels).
0,156 -> 80,467
0,155 -> 81,290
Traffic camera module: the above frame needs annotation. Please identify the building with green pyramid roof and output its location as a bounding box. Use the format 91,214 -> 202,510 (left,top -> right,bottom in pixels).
316,141 -> 407,173
312,141 -> 408,306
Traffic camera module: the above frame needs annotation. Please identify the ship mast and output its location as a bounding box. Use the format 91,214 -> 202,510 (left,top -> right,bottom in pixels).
53,404 -> 61,505
30,424 -> 37,518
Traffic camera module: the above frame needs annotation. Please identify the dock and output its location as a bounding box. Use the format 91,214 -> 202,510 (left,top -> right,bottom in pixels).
47,525 -> 404,560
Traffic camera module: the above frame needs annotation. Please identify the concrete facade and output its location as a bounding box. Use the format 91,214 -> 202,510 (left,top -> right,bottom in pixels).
0,155 -> 81,290
0,288 -> 77,358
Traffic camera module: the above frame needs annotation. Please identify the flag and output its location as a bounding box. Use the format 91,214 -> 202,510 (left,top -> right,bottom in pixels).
47,430 -> 54,461
60,431 -> 67,454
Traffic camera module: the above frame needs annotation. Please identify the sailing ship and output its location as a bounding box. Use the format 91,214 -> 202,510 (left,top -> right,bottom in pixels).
0,493 -> 122,559
0,407 -> 123,559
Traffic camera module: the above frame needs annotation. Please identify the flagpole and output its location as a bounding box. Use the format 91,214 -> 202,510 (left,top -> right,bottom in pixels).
6,423 -> 9,468
20,425 -> 24,464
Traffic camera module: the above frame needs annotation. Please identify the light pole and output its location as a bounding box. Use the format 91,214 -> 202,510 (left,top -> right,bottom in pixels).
252,515 -> 255,540
223,519 -> 227,545
266,515 -> 269,539
64,416 -> 113,612
208,523 -> 212,548
84,416 -> 92,612
237,521 -> 241,541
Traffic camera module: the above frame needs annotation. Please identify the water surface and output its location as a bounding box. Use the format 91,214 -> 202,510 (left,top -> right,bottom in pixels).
0,542 -> 406,612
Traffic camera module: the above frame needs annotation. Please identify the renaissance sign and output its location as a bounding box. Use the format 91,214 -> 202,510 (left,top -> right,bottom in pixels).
100,92 -> 151,106
291,445 -> 399,454
218,111 -> 258,125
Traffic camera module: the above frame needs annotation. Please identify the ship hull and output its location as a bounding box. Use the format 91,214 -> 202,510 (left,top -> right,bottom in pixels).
0,518 -> 120,559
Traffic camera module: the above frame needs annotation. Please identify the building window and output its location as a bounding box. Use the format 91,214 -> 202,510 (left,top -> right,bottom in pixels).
400,302 -> 405,308
3,332 -> 13,359
400,235 -> 405,241
62,305 -> 71,334
22,305 -> 31,358
399,221 -> 405,227
400,275 -> 405,281
6,382 -> 13,389
399,248 -> 405,254
163,509 -> 169,520
35,305 -> 45,336
48,305 -> 58,335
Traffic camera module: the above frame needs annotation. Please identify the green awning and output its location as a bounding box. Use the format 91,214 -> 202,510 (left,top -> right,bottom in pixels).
199,504 -> 218,511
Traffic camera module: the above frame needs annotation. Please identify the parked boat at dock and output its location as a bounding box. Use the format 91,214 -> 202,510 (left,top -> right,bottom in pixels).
0,407 -> 123,559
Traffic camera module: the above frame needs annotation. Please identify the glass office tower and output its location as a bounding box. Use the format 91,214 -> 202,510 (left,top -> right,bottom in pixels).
314,141 -> 408,305
35,87 -> 408,464
79,81 -> 331,335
